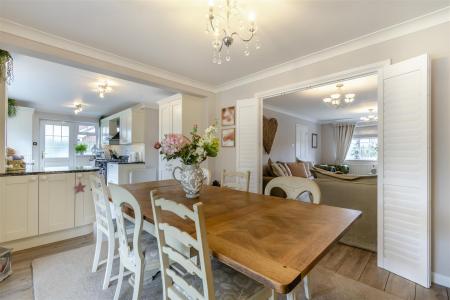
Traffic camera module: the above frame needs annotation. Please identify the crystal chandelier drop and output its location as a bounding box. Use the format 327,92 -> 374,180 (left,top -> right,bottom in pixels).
360,109 -> 378,122
206,0 -> 260,64
322,83 -> 356,109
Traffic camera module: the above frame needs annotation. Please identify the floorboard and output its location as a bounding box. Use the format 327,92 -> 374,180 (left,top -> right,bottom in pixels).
1,237 -> 448,300
385,273 -> 416,300
359,252 -> 390,290
415,284 -> 449,300
335,245 -> 371,280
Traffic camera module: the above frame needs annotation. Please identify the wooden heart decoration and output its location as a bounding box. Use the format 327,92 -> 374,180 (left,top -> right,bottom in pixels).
263,116 -> 278,154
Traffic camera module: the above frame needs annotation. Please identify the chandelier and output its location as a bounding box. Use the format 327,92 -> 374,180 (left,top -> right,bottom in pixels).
97,81 -> 112,98
322,83 -> 356,109
360,109 -> 378,122
206,0 -> 260,64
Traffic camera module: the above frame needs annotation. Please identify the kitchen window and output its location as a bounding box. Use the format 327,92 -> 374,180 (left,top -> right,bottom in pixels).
77,124 -> 97,155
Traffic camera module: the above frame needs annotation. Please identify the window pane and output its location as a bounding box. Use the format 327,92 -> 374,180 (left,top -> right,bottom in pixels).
53,125 -> 61,137
346,137 -> 378,161
45,125 -> 53,136
62,126 -> 69,137
78,125 -> 96,134
45,134 -> 69,158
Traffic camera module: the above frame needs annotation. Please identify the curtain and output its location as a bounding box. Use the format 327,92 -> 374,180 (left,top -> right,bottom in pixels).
334,123 -> 356,164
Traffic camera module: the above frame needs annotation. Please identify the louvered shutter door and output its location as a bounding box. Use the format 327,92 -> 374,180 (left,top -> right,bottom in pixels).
378,54 -> 430,287
236,98 -> 262,193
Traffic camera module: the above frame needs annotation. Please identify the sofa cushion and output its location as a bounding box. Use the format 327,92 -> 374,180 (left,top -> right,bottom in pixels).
277,161 -> 292,176
271,163 -> 288,177
287,162 -> 309,178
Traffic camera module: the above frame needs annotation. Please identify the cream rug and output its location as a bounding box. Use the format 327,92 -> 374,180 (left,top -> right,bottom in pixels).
33,242 -> 400,300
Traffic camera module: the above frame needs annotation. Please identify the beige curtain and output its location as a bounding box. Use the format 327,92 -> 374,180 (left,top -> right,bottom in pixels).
334,123 -> 356,164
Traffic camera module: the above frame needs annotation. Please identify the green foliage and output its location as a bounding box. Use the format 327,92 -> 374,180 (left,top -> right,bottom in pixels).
0,50 -> 14,84
75,143 -> 88,154
8,98 -> 17,118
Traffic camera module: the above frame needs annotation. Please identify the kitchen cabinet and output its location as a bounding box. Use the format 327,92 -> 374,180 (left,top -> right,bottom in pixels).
100,106 -> 145,146
100,118 -> 110,147
107,163 -> 146,184
75,172 -> 96,227
0,176 -> 39,243
158,94 -> 205,180
39,173 -> 75,234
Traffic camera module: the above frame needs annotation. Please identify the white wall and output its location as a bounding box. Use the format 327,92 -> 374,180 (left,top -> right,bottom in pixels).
213,22 -> 450,280
262,108 -> 320,164
7,106 -> 34,163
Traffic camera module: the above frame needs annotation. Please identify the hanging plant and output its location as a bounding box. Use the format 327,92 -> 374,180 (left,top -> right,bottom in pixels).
0,50 -> 14,84
8,98 -> 17,118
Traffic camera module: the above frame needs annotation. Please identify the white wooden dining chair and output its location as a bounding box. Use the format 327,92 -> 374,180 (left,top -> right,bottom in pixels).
201,167 -> 212,185
221,169 -> 251,192
89,174 -> 120,290
109,184 -> 160,300
150,191 -> 273,300
264,176 -> 321,299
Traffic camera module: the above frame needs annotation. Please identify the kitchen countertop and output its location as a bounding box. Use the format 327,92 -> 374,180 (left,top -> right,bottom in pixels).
0,166 -> 99,177
106,161 -> 145,165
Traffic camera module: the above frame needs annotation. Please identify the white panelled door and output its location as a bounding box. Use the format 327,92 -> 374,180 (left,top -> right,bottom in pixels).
378,54 -> 430,287
236,98 -> 262,193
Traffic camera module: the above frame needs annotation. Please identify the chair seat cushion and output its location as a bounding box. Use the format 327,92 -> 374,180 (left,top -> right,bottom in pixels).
179,258 -> 266,299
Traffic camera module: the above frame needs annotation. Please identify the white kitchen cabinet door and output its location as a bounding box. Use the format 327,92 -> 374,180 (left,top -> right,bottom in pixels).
75,172 -> 96,227
107,163 -> 119,184
100,118 -> 110,147
39,173 -> 75,234
0,176 -> 39,243
120,109 -> 132,144
172,100 -> 182,134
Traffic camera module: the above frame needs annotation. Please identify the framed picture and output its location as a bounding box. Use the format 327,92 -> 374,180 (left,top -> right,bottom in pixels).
311,133 -> 318,149
221,128 -> 235,147
221,106 -> 235,126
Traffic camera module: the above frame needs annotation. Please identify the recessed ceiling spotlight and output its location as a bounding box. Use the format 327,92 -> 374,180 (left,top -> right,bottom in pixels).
97,80 -> 112,98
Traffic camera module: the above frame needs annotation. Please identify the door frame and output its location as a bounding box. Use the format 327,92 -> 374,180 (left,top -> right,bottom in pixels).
251,59 -> 390,263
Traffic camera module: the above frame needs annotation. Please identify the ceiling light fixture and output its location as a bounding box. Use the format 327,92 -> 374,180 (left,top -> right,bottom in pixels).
322,83 -> 356,109
360,109 -> 378,122
206,0 -> 260,64
74,103 -> 83,114
97,81 -> 112,98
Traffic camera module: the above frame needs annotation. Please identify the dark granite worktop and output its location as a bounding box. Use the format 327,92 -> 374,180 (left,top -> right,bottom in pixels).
0,166 -> 100,177
107,161 -> 145,165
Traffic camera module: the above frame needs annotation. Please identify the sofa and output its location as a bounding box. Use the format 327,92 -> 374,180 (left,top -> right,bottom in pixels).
311,167 -> 377,251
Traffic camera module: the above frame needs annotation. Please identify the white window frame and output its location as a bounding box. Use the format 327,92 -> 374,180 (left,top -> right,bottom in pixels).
345,135 -> 378,162
39,119 -> 98,168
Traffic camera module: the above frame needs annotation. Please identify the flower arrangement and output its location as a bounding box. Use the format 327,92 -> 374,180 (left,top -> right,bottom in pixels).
155,124 -> 219,165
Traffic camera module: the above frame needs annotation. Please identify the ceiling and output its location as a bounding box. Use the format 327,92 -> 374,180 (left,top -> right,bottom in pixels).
264,74 -> 378,123
0,1 -> 447,86
8,54 -> 174,117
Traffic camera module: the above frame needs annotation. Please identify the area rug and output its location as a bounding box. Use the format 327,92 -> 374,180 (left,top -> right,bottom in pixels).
33,242 -> 400,300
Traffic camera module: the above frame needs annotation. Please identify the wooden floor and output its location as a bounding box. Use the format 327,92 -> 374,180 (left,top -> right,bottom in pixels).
0,236 -> 448,300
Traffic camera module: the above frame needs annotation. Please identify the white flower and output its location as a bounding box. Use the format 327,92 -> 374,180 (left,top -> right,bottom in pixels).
195,147 -> 206,157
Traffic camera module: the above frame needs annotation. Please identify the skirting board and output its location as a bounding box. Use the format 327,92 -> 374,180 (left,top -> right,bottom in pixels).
3,224 -> 93,252
433,272 -> 450,288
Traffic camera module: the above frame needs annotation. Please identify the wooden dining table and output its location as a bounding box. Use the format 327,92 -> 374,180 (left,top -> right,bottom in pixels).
119,179 -> 361,297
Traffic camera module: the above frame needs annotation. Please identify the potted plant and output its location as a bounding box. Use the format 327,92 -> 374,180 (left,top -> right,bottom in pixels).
74,143 -> 88,156
7,98 -> 17,118
0,50 -> 13,84
155,124 -> 219,198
